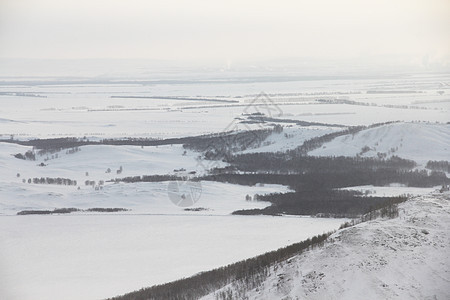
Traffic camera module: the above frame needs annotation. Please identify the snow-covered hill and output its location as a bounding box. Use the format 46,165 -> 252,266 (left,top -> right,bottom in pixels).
240,126 -> 339,154
309,122 -> 450,165
203,192 -> 450,300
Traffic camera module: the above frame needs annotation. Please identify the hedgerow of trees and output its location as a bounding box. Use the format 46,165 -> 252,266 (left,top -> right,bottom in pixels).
426,160 -> 450,173
27,177 -> 77,186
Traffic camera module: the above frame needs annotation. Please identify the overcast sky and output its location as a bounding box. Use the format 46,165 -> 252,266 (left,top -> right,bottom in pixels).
0,0 -> 449,68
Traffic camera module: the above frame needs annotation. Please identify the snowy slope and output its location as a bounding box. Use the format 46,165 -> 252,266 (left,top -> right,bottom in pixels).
0,142 -> 215,183
0,142 -> 293,215
0,214 -> 345,300
0,180 -> 291,216
309,122 -> 450,165
202,192 -> 450,300
240,126 -> 339,154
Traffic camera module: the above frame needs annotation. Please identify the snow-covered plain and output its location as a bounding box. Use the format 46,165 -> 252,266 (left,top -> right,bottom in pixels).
202,193 -> 450,300
0,214 -> 346,300
1,72 -> 449,300
1,73 -> 449,139
0,141 -> 222,184
0,179 -> 292,216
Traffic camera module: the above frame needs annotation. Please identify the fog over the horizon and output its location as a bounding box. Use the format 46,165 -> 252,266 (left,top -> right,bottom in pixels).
0,0 -> 449,74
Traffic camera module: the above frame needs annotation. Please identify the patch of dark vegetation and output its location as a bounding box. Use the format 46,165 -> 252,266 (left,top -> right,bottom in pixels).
426,160 -> 450,173
2,128 -> 275,154
111,95 -> 239,103
317,98 -> 430,110
17,208 -> 80,215
85,208 -> 128,213
0,91 -> 47,98
227,155 -> 416,173
232,191 -> 406,218
26,177 -> 77,186
2,136 -> 186,151
182,128 -> 277,158
12,137 -> 90,151
201,169 -> 447,190
111,158 -> 447,217
39,146 -> 81,158
17,207 -> 128,215
201,159 -> 446,217
245,115 -> 345,128
14,150 -> 36,160
184,207 -> 210,212
112,175 -> 186,183
367,90 -> 421,94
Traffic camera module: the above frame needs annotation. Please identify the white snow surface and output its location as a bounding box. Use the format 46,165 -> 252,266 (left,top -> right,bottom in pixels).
0,73 -> 449,300
340,185 -> 441,197
0,214 -> 346,300
1,73 -> 449,140
203,193 -> 450,300
0,179 -> 291,216
0,142 -> 214,182
309,122 -> 450,165
0,142 -> 294,215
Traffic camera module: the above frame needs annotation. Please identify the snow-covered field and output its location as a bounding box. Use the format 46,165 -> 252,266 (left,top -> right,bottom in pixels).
0,180 -> 292,216
0,214 -> 346,300
1,72 -> 449,300
1,73 -> 449,139
0,142 -> 210,182
202,192 -> 450,300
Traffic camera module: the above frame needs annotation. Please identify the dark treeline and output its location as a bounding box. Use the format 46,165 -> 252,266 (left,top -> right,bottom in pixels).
202,168 -> 447,217
110,95 -> 239,103
17,208 -> 79,215
17,207 -> 128,215
108,232 -> 332,300
39,146 -> 81,157
233,191 -> 406,217
113,175 -> 185,183
244,114 -> 346,128
426,160 -> 450,173
113,168 -> 448,188
28,177 -> 77,186
5,137 -> 185,150
10,137 -> 91,150
4,128 -> 274,153
14,150 -> 36,160
201,169 -> 447,190
86,208 -> 128,212
4,136 -> 188,151
182,128 -> 276,157
227,155 -> 416,173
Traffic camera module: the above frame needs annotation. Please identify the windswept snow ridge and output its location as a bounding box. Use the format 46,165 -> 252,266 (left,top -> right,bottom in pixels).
204,193 -> 450,300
